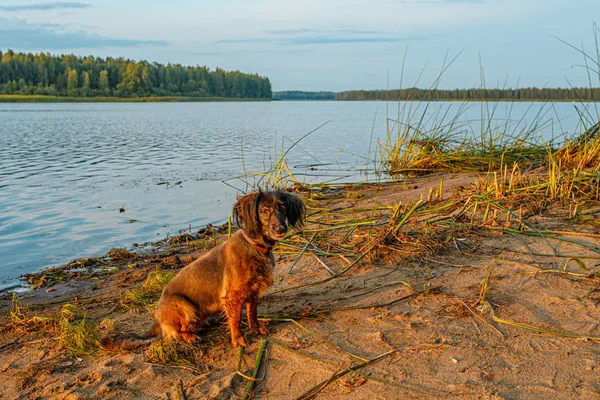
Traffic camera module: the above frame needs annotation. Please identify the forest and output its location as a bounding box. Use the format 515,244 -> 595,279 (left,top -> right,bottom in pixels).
0,50 -> 271,99
336,87 -> 600,101
3,49 -> 598,102
272,91 -> 335,100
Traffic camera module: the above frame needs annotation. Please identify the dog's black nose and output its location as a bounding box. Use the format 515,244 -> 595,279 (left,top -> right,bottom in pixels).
274,225 -> 286,235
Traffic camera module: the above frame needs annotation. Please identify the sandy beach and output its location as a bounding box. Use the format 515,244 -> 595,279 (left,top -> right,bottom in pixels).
1,170 -> 599,399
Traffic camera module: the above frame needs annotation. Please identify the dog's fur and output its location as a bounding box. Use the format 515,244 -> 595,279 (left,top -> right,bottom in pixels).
143,190 -> 305,347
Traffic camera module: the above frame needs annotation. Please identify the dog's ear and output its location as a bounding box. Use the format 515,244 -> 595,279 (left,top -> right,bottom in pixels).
281,192 -> 305,227
233,191 -> 262,237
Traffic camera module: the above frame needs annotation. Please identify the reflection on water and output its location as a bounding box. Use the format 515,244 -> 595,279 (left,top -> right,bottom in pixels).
0,101 -> 590,289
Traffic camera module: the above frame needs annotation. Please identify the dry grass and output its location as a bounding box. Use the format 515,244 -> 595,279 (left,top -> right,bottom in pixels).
120,268 -> 177,312
145,340 -> 204,372
554,123 -> 600,171
58,304 -> 101,356
10,294 -> 54,331
11,295 -> 101,356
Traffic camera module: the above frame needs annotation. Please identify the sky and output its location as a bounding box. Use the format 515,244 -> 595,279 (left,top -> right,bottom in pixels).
0,0 -> 598,91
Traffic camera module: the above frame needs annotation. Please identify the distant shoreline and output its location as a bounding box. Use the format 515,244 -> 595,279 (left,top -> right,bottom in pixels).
2,95 -> 596,104
274,98 -> 591,103
273,88 -> 600,102
343,98 -> 599,103
0,95 -> 272,103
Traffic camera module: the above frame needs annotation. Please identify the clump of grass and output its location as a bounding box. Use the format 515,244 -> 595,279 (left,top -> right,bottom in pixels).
120,290 -> 150,311
545,157 -> 583,204
385,200 -> 424,242
373,84 -> 557,178
379,119 -> 548,177
11,294 -> 29,325
146,340 -> 182,365
374,37 -> 599,180
58,304 -> 101,356
10,294 -> 54,331
27,273 -> 67,290
120,268 -> 177,311
145,340 -> 203,371
554,123 -> 600,171
142,268 -> 177,292
472,154 -> 598,212
11,295 -> 101,357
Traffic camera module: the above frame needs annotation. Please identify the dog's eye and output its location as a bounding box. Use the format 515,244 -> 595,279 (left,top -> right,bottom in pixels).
279,205 -> 286,213
260,207 -> 269,215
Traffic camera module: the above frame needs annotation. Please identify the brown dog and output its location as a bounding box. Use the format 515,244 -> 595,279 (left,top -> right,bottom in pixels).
152,190 -> 305,347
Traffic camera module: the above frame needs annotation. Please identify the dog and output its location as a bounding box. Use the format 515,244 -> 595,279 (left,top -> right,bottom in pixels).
148,189 -> 305,347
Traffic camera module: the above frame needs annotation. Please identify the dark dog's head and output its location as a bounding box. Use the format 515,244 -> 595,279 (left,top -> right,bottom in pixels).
233,190 -> 305,243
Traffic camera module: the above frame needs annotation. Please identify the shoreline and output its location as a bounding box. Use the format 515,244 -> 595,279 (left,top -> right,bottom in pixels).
276,98 -> 599,103
4,220 -> 230,294
0,95 -> 272,103
2,95 -> 598,103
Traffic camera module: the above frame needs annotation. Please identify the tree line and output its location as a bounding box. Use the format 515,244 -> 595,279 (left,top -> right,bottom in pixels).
272,91 -> 335,100
336,87 -> 600,102
0,50 -> 271,99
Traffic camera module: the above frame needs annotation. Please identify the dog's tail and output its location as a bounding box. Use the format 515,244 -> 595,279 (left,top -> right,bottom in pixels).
100,321 -> 160,351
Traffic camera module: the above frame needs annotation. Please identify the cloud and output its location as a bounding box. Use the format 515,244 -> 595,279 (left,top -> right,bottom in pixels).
283,35 -> 426,45
0,19 -> 167,50
215,38 -> 270,44
415,0 -> 486,3
0,2 -> 91,12
217,28 -> 427,46
217,35 -> 425,45
263,28 -> 389,35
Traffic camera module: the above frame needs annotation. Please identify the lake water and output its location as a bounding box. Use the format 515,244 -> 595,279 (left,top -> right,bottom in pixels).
0,100 -> 595,290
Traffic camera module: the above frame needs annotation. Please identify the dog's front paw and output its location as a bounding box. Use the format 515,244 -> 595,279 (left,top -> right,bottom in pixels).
232,335 -> 248,347
181,332 -> 198,343
258,326 -> 268,335
249,320 -> 269,335
250,326 -> 268,335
